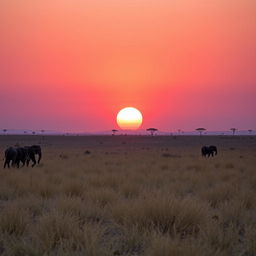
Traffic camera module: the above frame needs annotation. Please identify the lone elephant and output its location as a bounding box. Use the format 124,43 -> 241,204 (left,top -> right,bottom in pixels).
201,145 -> 218,157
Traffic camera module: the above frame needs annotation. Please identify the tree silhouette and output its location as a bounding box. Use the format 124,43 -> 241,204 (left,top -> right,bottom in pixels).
32,131 -> 36,135
147,128 -> 158,136
248,129 -> 253,135
230,128 -> 237,136
112,129 -> 118,136
2,129 -> 7,135
196,128 -> 206,136
177,129 -> 181,135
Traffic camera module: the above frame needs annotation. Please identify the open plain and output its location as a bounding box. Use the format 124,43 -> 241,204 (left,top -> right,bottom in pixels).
0,135 -> 256,256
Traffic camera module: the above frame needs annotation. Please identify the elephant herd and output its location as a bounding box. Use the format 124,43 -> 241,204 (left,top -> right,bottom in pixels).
2,144 -> 217,168
3,145 -> 42,168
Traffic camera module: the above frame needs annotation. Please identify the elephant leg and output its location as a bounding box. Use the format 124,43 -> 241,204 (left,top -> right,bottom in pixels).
37,153 -> 42,164
30,154 -> 36,167
5,160 -> 10,168
12,157 -> 17,167
26,159 -> 30,167
31,160 -> 36,167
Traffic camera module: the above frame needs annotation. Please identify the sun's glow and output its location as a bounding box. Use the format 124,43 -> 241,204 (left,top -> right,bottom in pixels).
116,107 -> 143,130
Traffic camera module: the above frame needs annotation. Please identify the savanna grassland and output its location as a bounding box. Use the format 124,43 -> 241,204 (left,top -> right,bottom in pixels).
0,135 -> 256,256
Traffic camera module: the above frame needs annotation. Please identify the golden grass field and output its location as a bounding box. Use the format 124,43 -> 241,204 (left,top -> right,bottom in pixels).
0,135 -> 256,256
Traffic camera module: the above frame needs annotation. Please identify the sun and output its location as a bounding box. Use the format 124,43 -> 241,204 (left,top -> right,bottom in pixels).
116,107 -> 143,130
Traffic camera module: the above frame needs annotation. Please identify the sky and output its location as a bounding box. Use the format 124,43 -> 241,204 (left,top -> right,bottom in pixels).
0,0 -> 255,132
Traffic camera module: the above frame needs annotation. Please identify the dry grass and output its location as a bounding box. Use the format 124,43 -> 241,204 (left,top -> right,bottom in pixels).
0,135 -> 256,256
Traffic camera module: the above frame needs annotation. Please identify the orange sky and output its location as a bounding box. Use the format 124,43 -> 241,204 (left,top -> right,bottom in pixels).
0,0 -> 255,132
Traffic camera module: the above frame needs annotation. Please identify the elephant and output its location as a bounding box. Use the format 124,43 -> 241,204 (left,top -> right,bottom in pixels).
25,145 -> 42,167
201,145 -> 218,157
4,147 -> 17,168
16,147 -> 29,168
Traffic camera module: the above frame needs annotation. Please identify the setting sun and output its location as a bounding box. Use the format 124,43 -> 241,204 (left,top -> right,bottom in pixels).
116,107 -> 143,130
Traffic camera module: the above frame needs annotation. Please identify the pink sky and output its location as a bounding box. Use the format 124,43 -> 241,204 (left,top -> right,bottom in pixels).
0,0 -> 255,132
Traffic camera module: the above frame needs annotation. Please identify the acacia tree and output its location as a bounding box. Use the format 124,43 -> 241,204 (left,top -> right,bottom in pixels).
112,129 -> 118,136
230,128 -> 237,136
147,128 -> 158,136
248,129 -> 253,135
196,128 -> 206,136
2,129 -> 7,135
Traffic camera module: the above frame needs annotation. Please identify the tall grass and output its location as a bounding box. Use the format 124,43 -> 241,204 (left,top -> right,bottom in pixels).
0,135 -> 255,255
